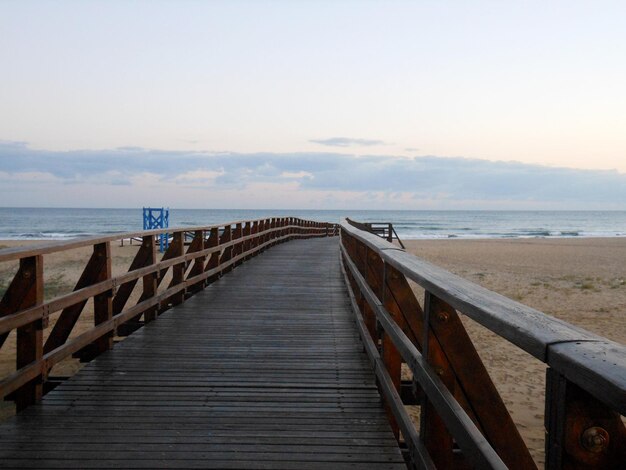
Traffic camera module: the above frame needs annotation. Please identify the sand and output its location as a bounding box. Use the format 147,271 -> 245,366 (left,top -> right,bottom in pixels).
1,236 -> 625,467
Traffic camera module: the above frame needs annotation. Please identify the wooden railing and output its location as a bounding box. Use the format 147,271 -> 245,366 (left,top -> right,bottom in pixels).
346,217 -> 405,248
0,217 -> 338,412
340,219 -> 625,469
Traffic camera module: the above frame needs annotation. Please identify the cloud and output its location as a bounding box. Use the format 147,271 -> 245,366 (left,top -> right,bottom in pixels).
280,171 -> 314,179
174,169 -> 225,185
0,141 -> 625,209
309,137 -> 387,147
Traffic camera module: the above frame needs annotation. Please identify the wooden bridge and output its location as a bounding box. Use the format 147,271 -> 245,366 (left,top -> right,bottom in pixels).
0,217 -> 624,469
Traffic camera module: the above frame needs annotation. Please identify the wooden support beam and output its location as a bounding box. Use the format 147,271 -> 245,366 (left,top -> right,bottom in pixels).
249,221 -> 258,254
421,290 -> 457,468
0,256 -> 43,349
45,243 -> 111,354
166,232 -> 185,307
367,248 -> 401,440
233,223 -> 243,266
242,222 -> 252,260
204,227 -> 220,285
112,238 -> 155,315
0,256 -> 44,411
545,368 -> 626,469
430,294 -> 536,470
218,225 -> 233,273
87,243 -> 113,358
185,230 -> 206,295
140,236 -> 158,323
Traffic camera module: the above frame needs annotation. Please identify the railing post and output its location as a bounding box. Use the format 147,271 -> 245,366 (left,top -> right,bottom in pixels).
8,255 -> 44,412
369,248 -> 401,440
276,218 -> 283,242
243,222 -> 251,258
256,220 -> 264,249
204,227 -> 220,284
250,221 -> 259,254
265,219 -> 271,246
139,236 -> 158,324
185,230 -> 206,295
545,368 -> 626,469
420,291 -> 456,467
219,224 -> 233,272
233,223 -> 243,266
169,231 -> 185,306
92,242 -> 114,353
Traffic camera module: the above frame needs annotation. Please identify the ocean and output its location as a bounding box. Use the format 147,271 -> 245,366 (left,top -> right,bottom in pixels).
0,207 -> 625,240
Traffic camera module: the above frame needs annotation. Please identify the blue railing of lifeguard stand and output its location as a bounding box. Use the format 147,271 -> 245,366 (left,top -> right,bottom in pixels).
142,207 -> 169,252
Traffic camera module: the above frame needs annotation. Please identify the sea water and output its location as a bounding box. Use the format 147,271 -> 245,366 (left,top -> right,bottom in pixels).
0,207 -> 625,240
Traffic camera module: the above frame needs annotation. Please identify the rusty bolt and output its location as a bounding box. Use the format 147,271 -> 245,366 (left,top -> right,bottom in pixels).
434,366 -> 444,376
581,427 -> 609,453
437,311 -> 450,322
22,269 -> 32,279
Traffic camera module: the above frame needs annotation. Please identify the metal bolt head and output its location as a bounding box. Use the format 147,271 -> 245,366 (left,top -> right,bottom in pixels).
437,311 -> 450,322
581,426 -> 609,453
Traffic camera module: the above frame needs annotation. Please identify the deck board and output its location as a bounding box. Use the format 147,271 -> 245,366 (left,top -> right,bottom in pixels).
0,238 -> 405,469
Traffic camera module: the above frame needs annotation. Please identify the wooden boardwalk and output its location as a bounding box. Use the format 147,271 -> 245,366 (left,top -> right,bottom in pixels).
0,238 -> 405,469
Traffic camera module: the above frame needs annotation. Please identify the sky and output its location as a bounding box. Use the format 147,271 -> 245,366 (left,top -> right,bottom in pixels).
1,1 -> 625,209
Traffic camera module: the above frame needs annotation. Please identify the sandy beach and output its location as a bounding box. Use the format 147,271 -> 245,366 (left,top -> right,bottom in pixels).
1,236 -> 625,467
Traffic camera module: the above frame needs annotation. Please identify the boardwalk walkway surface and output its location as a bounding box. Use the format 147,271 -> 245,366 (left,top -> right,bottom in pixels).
0,238 -> 405,469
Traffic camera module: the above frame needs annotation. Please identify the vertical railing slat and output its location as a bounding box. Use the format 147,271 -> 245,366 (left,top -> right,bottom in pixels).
14,255 -> 44,411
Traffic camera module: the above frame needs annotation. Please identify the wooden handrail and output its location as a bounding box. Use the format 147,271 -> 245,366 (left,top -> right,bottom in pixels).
0,217 -> 339,411
345,217 -> 405,248
0,217 -> 331,262
340,218 -> 626,469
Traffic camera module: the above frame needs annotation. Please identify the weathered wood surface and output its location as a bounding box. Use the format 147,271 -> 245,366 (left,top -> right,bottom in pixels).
0,238 -> 405,469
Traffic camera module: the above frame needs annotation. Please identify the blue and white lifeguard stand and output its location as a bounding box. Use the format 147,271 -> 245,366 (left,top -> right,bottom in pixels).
143,207 -> 170,252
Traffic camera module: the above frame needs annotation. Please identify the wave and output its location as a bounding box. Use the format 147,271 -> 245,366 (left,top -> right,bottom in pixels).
0,231 -> 97,240
398,229 -> 624,240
